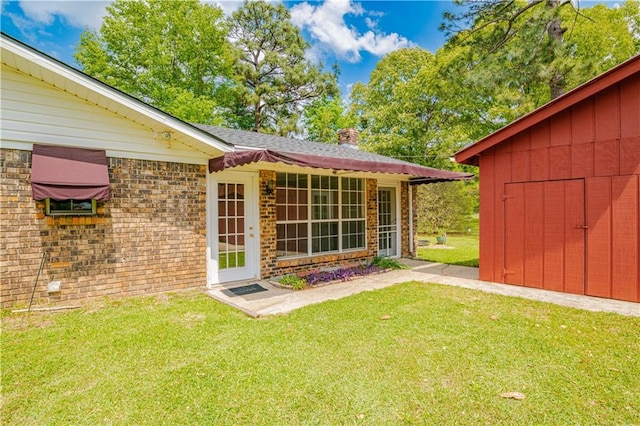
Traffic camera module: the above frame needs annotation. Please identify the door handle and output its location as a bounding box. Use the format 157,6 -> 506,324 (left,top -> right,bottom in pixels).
574,225 -> 588,229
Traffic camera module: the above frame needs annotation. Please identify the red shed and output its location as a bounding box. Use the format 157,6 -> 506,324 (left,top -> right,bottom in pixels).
456,56 -> 640,303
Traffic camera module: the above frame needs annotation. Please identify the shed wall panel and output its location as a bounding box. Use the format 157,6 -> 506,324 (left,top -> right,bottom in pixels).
511,150 -> 530,182
471,65 -> 638,303
611,175 -> 639,301
523,183 -> 544,288
550,110 -> 572,146
564,179 -> 586,294
493,152 -> 512,282
595,87 -> 620,141
571,98 -> 595,144
504,183 -> 525,284
620,138 -> 640,175
511,131 -> 531,152
530,121 -> 550,149
530,147 -> 549,181
571,142 -> 595,178
549,145 -> 571,180
586,177 -> 612,298
619,75 -> 640,138
594,139 -> 620,177
479,153 -> 497,282
543,182 -> 565,292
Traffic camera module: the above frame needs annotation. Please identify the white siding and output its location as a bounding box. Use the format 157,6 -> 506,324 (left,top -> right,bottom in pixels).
1,67 -> 214,164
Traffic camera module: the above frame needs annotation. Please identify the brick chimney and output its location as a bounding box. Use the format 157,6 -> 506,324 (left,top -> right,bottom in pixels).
338,128 -> 359,150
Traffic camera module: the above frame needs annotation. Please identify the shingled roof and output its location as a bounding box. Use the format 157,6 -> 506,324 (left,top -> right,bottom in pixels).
195,125 -> 474,183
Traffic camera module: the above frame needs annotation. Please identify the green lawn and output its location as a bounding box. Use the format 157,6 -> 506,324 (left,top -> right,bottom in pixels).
3,284 -> 639,424
417,217 -> 479,267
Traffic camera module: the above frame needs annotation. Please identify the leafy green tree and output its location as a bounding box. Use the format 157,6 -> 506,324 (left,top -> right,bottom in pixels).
75,0 -> 232,124
441,0 -> 639,106
417,181 -> 477,235
349,47 -> 471,170
226,0 -> 338,135
302,95 -> 355,143
564,2 -> 640,89
442,0 -> 579,101
437,0 -> 639,141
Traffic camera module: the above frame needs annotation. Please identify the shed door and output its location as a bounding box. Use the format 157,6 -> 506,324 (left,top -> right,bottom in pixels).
504,180 -> 585,293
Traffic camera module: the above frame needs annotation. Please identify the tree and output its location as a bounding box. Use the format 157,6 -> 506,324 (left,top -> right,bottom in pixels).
75,0 -> 232,124
226,0 -> 338,135
442,0 -> 579,101
437,0 -> 640,139
302,95 -> 355,143
348,47 -> 478,230
416,181 -> 477,235
349,47 -> 471,170
441,0 -> 639,105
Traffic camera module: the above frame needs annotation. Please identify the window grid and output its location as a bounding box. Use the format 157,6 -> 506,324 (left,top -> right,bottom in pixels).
341,177 -> 365,250
276,173 -> 366,258
218,183 -> 246,269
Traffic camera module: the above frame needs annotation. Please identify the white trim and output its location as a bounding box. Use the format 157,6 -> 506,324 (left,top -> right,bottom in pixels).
377,182 -> 402,258
208,170 -> 260,285
0,141 -> 211,165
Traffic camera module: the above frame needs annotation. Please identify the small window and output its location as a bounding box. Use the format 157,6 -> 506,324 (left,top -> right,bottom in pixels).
45,199 -> 96,216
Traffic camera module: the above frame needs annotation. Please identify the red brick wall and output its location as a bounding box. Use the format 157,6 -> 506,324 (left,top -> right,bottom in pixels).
1,149 -> 207,308
400,182 -> 417,257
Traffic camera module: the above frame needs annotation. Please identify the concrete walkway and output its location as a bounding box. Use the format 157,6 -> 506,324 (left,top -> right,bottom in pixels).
206,259 -> 640,318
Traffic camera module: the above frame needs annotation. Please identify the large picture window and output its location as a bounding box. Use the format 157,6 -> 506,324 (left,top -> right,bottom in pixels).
276,173 -> 366,258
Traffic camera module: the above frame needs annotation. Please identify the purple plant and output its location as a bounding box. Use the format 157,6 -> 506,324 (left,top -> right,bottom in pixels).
303,265 -> 382,286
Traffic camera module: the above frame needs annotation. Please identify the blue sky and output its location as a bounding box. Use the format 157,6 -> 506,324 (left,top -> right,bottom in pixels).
0,0 -> 618,96
0,0 -> 457,95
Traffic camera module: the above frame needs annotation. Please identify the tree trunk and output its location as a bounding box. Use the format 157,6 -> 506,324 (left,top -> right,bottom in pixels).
546,0 -> 566,99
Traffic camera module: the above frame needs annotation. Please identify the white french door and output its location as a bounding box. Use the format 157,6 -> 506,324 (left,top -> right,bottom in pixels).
211,172 -> 259,283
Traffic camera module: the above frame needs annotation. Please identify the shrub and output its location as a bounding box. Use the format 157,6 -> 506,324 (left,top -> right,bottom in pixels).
278,275 -> 306,290
372,257 -> 409,270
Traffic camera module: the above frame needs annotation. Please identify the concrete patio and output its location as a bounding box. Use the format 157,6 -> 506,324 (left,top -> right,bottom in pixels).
206,259 -> 640,318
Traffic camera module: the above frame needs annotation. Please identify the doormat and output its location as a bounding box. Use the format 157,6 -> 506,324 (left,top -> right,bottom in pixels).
226,283 -> 268,297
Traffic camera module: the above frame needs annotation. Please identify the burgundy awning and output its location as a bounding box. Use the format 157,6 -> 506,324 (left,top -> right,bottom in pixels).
31,144 -> 110,201
209,150 -> 473,183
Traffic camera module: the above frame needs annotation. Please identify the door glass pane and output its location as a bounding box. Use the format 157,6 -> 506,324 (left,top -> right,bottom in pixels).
378,188 -> 397,257
218,182 -> 246,270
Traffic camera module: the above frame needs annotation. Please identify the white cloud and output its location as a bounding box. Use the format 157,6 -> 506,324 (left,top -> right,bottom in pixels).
206,0 -> 243,16
290,0 -> 412,63
364,17 -> 377,30
17,0 -> 110,29
208,0 -> 284,16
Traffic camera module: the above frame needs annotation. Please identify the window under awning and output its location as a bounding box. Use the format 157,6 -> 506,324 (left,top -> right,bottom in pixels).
31,144 -> 110,201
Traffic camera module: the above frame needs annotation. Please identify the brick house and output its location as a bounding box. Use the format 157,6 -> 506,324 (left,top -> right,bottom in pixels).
0,33 -> 471,308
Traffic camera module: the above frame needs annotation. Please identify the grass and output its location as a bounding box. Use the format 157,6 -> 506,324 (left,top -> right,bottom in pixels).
417,217 -> 479,267
2,284 -> 639,425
